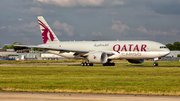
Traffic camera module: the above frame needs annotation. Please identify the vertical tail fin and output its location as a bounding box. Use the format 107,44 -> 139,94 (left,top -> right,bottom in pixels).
38,16 -> 60,44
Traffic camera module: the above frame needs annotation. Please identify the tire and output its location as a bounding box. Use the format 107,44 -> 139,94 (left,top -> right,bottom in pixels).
91,63 -> 93,66
153,63 -> 158,66
89,63 -> 93,66
112,63 -> 115,66
81,63 -> 84,66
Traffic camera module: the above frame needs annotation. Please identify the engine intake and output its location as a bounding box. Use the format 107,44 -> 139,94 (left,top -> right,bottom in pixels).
87,52 -> 108,63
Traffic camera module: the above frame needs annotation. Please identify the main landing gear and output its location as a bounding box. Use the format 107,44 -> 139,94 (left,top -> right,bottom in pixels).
153,57 -> 159,66
103,62 -> 115,66
81,62 -> 93,66
81,59 -> 115,66
103,59 -> 115,66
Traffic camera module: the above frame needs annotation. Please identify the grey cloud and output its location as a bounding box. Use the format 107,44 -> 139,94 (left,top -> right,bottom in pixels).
54,31 -> 62,36
148,0 -> 180,15
0,26 -> 6,30
111,19 -> 130,35
80,34 -> 85,37
1,0 -> 180,46
125,0 -> 180,15
18,18 -> 23,21
135,26 -> 180,36
136,26 -> 148,34
8,26 -> 18,33
8,22 -> 39,34
52,21 -> 74,36
111,0 -> 124,6
27,7 -> 44,15
24,7 -> 52,15
20,22 -> 39,33
33,0 -> 124,7
92,32 -> 103,36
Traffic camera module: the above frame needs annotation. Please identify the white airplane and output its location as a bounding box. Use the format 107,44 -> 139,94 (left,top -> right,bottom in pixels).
15,16 -> 170,66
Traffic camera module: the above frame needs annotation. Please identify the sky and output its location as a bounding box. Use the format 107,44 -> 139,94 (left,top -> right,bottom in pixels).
0,0 -> 180,47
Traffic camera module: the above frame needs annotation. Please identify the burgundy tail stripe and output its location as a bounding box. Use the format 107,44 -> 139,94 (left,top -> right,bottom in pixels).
38,20 -> 47,28
39,23 -> 47,29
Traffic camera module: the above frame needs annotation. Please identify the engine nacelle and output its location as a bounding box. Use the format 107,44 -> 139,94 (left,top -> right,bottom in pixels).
87,52 -> 108,63
127,59 -> 145,63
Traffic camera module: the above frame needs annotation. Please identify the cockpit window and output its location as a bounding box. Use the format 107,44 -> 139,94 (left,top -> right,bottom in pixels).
160,46 -> 167,49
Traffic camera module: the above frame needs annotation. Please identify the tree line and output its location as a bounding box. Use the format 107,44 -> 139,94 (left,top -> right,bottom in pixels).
166,42 -> 180,50
2,42 -> 20,49
2,42 -> 41,51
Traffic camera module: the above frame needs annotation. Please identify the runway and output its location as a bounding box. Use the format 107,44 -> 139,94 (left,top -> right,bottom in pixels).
0,92 -> 179,101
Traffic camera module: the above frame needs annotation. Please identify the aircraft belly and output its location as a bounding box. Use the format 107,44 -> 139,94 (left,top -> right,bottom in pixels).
58,53 -> 75,59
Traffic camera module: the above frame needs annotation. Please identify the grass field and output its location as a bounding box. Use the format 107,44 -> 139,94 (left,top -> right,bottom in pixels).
0,60 -> 180,95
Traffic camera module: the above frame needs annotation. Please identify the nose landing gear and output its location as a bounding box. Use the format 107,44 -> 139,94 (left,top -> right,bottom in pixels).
153,58 -> 159,66
153,61 -> 158,66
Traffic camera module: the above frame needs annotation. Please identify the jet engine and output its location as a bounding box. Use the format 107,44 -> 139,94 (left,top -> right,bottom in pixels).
87,52 -> 108,63
127,59 -> 145,63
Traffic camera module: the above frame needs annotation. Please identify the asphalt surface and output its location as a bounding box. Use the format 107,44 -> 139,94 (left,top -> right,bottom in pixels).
0,92 -> 179,101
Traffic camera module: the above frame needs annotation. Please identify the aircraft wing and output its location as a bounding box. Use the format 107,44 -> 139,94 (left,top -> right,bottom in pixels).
14,45 -> 114,55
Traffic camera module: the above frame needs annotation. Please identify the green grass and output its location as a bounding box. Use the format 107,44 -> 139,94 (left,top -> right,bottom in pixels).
1,60 -> 180,66
117,61 -> 180,66
0,62 -> 180,95
0,60 -> 80,64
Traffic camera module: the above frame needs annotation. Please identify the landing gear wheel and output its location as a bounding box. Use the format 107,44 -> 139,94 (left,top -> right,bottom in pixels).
153,63 -> 158,66
90,63 -> 93,66
81,62 -> 93,66
81,62 -> 84,66
103,59 -> 115,66
86,63 -> 89,66
103,62 -> 115,66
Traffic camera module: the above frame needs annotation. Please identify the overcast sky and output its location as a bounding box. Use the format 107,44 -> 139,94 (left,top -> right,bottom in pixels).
0,0 -> 180,47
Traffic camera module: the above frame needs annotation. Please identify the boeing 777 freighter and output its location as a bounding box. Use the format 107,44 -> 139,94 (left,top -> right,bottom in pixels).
15,16 -> 170,66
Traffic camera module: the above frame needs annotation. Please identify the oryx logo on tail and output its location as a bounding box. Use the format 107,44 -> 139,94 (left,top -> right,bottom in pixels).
38,20 -> 54,44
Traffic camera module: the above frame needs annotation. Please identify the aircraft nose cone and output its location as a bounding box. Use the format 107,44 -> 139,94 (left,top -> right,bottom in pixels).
159,49 -> 170,57
168,49 -> 171,54
163,49 -> 171,56
167,49 -> 170,55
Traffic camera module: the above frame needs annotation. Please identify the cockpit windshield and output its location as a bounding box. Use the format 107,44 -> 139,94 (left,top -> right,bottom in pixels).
160,46 -> 167,49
